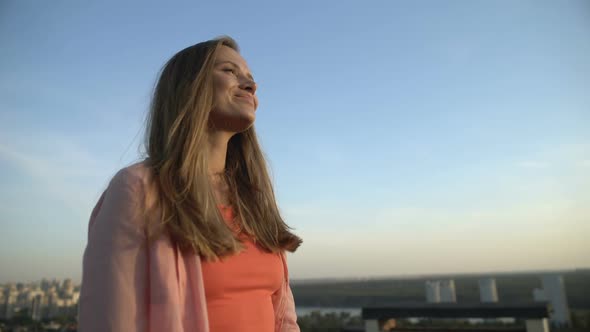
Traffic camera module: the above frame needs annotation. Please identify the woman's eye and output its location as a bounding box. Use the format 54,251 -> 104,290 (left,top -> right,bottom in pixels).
223,68 -> 238,76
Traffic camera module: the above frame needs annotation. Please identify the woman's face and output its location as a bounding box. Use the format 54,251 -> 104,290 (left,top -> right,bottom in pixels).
209,45 -> 258,133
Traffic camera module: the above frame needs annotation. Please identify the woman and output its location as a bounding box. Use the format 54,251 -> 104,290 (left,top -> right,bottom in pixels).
78,36 -> 302,332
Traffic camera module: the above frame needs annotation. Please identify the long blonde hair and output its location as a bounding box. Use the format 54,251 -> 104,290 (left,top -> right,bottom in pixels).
144,36 -> 301,260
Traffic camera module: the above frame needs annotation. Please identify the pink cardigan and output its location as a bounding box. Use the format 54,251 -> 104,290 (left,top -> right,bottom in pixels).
78,162 -> 300,332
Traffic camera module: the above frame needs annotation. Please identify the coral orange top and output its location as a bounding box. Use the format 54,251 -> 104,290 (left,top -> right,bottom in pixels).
201,206 -> 284,332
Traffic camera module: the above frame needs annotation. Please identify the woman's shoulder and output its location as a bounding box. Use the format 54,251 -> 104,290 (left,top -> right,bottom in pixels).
107,160 -> 158,203
110,160 -> 152,187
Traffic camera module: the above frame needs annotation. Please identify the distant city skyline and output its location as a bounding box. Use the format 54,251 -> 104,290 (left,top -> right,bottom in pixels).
1,1 -> 589,282
2,271 -> 585,329
2,267 -> 589,286
0,277 -> 79,322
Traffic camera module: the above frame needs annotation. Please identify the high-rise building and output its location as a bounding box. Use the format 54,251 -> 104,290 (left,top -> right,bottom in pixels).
71,291 -> 80,304
440,280 -> 457,303
541,274 -> 571,327
533,288 -> 548,302
62,279 -> 74,297
41,279 -> 50,292
425,281 -> 441,303
425,280 -> 457,303
60,279 -> 74,298
3,290 -> 17,319
47,291 -> 60,318
31,294 -> 43,321
479,277 -> 499,303
0,289 -> 5,310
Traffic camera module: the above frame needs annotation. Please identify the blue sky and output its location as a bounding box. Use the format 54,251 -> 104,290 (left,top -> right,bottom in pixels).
1,1 -> 589,283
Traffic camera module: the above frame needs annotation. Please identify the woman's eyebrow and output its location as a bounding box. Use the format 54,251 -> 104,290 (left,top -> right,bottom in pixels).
216,60 -> 254,81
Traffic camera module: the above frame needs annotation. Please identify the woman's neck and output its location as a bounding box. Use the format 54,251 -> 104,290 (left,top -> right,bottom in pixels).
207,130 -> 233,175
207,130 -> 234,205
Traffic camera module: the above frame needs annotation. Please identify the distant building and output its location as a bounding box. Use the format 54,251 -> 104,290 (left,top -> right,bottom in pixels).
425,281 -> 441,303
0,290 -> 4,318
47,291 -> 60,318
62,279 -> 74,297
533,288 -> 548,302
479,277 -> 499,303
439,280 -> 456,303
541,274 -> 571,327
2,286 -> 18,319
41,279 -> 51,292
0,279 -> 82,321
31,294 -> 43,321
71,291 -> 80,304
425,280 -> 456,303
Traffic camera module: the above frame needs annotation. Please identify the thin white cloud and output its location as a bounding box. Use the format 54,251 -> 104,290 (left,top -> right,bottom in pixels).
516,161 -> 550,169
0,135 -> 113,217
512,142 -> 590,170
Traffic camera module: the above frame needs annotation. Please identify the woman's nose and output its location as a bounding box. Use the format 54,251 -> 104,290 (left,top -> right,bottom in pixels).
239,77 -> 257,95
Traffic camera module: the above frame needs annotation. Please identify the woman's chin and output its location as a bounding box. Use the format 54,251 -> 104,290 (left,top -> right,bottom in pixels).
209,106 -> 256,131
235,108 -> 256,126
